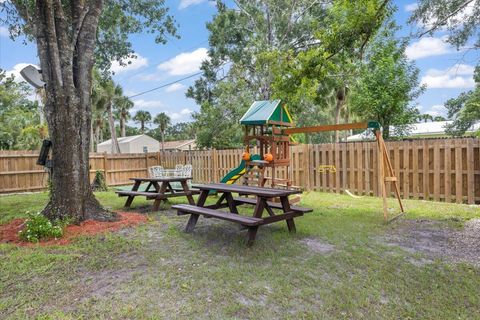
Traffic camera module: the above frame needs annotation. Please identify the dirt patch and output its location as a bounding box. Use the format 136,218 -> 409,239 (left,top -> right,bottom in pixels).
299,238 -> 336,254
0,212 -> 147,246
383,218 -> 480,266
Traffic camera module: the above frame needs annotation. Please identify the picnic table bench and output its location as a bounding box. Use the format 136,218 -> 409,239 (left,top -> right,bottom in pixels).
173,183 -> 312,245
116,177 -> 200,211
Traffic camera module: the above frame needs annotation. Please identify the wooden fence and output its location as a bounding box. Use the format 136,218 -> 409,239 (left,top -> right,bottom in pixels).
1,137 -> 479,204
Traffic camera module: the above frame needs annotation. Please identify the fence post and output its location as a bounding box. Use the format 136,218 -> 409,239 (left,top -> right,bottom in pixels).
466,138 -> 474,204
145,152 -> 149,176
303,144 -> 311,190
212,149 -> 218,182
103,152 -> 109,185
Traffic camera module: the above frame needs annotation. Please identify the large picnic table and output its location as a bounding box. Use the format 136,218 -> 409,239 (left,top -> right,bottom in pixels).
172,183 -> 312,245
116,177 -> 199,211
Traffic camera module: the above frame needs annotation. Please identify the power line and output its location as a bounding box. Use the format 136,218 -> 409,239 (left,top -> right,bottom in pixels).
126,72 -> 202,99
126,61 -> 231,99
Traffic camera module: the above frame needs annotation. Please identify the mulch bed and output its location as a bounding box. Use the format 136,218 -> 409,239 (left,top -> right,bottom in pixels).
0,212 -> 147,247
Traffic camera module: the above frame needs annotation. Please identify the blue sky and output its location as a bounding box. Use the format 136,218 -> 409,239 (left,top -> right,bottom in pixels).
1,0 -> 478,129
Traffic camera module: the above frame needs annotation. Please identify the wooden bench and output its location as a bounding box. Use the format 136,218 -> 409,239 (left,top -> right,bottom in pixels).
233,197 -> 312,213
117,190 -> 200,199
172,204 -> 263,245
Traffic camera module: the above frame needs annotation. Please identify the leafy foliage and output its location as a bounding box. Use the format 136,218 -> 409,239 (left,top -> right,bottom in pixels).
0,69 -> 44,150
188,0 -> 397,147
133,110 -> 152,134
445,67 -> 480,136
1,1 -> 178,75
91,170 -> 108,192
19,212 -> 65,243
188,0 -> 329,148
349,25 -> 424,139
409,1 -> 480,136
165,122 -> 197,141
409,0 -> 479,51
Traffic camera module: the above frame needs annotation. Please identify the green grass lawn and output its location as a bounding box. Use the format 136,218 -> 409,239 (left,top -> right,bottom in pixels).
1,190 -> 479,319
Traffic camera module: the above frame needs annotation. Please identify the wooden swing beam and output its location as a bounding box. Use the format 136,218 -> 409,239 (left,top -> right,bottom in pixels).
283,121 -> 404,223
282,121 -> 380,135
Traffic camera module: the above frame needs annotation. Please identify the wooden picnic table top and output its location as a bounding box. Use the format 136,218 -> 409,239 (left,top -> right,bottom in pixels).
196,183 -> 302,197
130,176 -> 192,182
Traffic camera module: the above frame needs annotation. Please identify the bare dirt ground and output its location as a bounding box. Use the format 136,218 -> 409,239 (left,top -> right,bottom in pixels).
382,218 -> 480,266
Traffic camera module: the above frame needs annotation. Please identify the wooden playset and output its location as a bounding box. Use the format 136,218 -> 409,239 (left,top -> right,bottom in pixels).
223,99 -> 404,222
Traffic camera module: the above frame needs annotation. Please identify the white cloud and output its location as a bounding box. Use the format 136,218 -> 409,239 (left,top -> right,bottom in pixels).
425,64 -> 474,77
425,105 -> 446,117
165,83 -> 186,93
136,73 -> 160,81
405,36 -> 452,60
157,48 -> 209,76
421,64 -> 475,89
132,99 -> 163,111
179,0 -> 207,9
0,26 -> 9,37
110,54 -> 148,74
168,108 -> 193,122
404,3 -> 417,12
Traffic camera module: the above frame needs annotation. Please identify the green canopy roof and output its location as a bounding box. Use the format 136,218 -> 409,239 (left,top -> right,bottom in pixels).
239,100 -> 293,126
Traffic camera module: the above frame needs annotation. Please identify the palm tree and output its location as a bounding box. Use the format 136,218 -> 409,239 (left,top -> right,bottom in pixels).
95,76 -> 122,153
133,110 -> 152,134
154,112 -> 171,152
91,72 -> 106,152
433,116 -> 446,122
114,96 -> 134,137
417,114 -> 433,123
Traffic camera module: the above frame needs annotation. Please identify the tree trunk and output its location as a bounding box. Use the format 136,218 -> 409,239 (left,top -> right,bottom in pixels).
107,102 -> 120,153
18,0 -> 116,222
42,96 -> 115,222
334,87 -> 346,143
161,131 -> 165,152
120,116 -> 126,137
94,125 -> 100,152
90,122 -> 95,152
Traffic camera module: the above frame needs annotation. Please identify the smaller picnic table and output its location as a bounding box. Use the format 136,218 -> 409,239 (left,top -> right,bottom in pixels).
116,177 -> 199,211
172,183 -> 312,245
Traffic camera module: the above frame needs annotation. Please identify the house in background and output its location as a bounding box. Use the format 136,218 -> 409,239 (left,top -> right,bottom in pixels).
97,134 -> 160,154
162,139 -> 197,151
346,121 -> 480,142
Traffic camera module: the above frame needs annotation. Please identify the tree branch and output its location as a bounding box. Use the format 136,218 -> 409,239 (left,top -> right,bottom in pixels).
358,0 -> 389,59
71,3 -> 89,49
37,0 -> 64,88
417,0 -> 474,38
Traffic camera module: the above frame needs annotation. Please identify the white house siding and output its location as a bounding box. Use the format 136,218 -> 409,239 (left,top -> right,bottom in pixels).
97,134 -> 160,154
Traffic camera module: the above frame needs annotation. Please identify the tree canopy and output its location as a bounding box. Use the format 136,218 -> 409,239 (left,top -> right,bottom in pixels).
187,0 -> 425,147
349,23 -> 424,138
0,0 -> 178,222
409,0 -> 480,136
0,69 -> 45,150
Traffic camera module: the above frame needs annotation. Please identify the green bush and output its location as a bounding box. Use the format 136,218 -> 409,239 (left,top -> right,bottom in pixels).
19,212 -> 65,243
91,170 -> 108,191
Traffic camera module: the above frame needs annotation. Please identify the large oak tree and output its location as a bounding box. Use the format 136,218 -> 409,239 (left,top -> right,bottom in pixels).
1,1 -> 176,222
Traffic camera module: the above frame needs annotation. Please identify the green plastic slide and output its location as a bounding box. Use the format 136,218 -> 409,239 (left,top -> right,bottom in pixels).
220,154 -> 261,184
